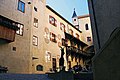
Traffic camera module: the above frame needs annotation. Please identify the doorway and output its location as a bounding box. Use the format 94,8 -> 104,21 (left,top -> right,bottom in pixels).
52,58 -> 56,72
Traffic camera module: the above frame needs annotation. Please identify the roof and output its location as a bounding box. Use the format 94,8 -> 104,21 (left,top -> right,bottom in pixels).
78,14 -> 90,19
72,9 -> 77,18
46,5 -> 82,33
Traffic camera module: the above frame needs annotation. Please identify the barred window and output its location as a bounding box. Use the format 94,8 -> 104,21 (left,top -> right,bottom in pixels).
33,35 -> 38,46
34,18 -> 38,28
16,24 -> 24,36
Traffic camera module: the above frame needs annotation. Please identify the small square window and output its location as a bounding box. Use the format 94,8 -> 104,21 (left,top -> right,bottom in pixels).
34,18 -> 38,27
33,36 -> 38,46
87,37 -> 91,42
18,0 -> 25,13
13,47 -> 16,51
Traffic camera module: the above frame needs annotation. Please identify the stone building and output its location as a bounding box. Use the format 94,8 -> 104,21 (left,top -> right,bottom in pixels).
0,0 -> 46,73
45,5 -> 92,72
88,0 -> 120,80
0,0 -> 93,73
72,10 -> 93,47
72,10 -> 94,70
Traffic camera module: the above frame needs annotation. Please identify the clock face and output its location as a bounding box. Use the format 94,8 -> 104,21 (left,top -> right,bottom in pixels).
44,27 -> 50,44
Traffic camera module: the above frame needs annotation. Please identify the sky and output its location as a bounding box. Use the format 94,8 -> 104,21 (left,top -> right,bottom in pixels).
46,0 -> 89,23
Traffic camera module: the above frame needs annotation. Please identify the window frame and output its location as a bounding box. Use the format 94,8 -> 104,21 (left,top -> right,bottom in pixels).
36,65 -> 43,71
16,24 -> 24,36
85,24 -> 89,30
69,29 -> 73,36
33,18 -> 38,28
50,32 -> 57,43
87,37 -> 91,42
60,23 -> 66,32
62,38 -> 68,46
33,35 -> 38,46
18,0 -> 25,13
75,33 -> 79,39
49,15 -> 57,27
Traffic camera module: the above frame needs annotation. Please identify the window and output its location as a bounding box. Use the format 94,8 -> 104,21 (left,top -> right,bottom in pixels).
44,27 -> 50,44
74,19 -> 76,21
45,51 -> 51,62
85,24 -> 89,30
36,65 -> 43,71
69,29 -> 73,36
16,24 -> 24,36
18,0 -> 25,13
34,7 -> 37,12
71,42 -> 76,46
34,18 -> 38,27
12,47 -> 16,51
33,36 -> 38,46
60,23 -> 66,32
50,32 -> 57,43
49,15 -> 57,27
87,37 -> 91,42
75,33 -> 79,39
62,38 -> 68,46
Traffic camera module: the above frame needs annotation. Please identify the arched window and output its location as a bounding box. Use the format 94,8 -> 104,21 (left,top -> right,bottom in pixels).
60,23 -> 66,32
69,29 -> 73,36
36,65 -> 43,71
85,24 -> 89,30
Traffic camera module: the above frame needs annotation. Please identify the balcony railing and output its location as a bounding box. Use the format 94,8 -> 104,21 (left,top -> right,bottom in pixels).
66,46 -> 82,54
66,46 -> 93,58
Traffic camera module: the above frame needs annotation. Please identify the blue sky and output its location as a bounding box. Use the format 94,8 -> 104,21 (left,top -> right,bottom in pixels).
46,0 -> 89,23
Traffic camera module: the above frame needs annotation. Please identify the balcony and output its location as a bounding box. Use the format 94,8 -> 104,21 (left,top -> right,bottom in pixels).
65,32 -> 88,47
66,46 -> 93,58
0,15 -> 19,42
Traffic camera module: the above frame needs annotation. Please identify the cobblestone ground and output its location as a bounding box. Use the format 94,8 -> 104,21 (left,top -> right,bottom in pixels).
0,74 -> 53,80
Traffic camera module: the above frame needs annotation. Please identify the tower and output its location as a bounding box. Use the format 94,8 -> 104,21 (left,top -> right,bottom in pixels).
72,8 -> 79,29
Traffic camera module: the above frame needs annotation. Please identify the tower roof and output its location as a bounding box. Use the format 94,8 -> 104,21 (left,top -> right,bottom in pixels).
72,8 -> 77,18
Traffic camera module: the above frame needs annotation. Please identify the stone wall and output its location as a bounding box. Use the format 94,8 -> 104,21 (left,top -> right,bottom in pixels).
93,28 -> 120,80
